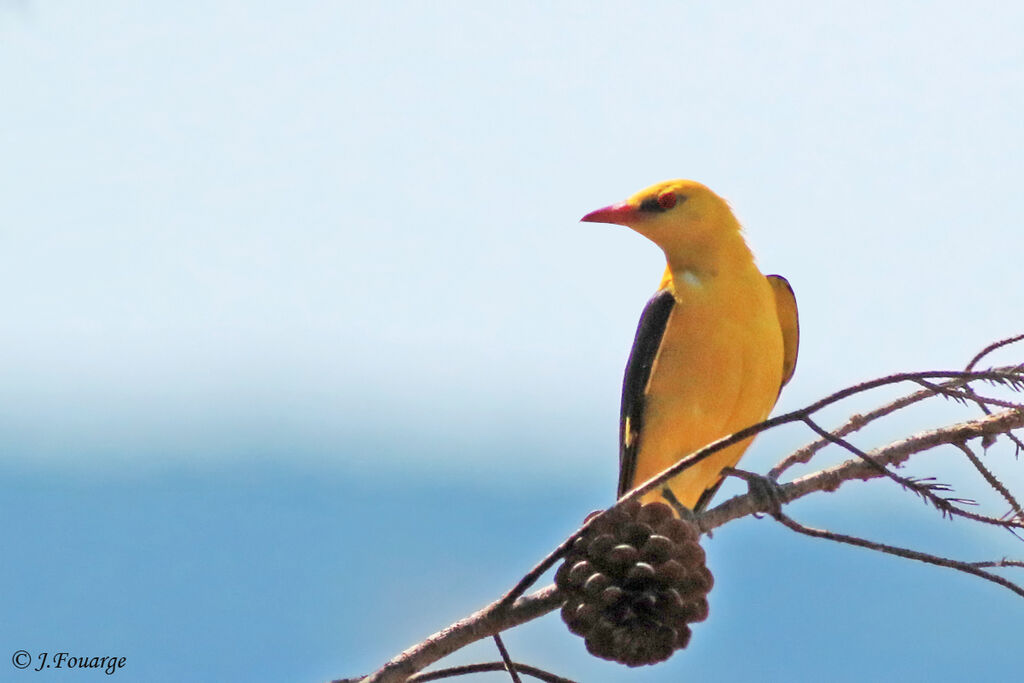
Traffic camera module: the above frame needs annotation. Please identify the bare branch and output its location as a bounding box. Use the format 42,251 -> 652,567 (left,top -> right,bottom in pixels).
915,380 -> 1024,412
961,335 -> 1024,453
412,662 -> 578,683
771,364 -> 1024,479
965,334 -> 1024,372
353,369 -> 1024,683
492,634 -> 522,683
361,586 -> 562,683
799,415 -> 998,523
970,559 -> 1024,570
772,511 -> 1024,598
954,442 -> 1024,523
622,370 -> 1024,524
770,385 -> 934,479
701,408 -> 1024,532
498,369 -> 1024,615
361,409 -> 1024,681
335,661 -> 578,683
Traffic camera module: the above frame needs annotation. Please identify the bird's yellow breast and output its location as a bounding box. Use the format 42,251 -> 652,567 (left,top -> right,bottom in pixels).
634,268 -> 785,508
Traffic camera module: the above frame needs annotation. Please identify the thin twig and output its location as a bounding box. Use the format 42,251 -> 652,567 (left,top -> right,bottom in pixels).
801,415 -> 984,520
499,369 -> 1024,611
914,380 -> 1024,412
702,408 -> 1024,532
492,634 -> 522,683
966,333 -> 1024,450
969,559 -> 1024,570
915,375 -> 1024,454
334,661 -> 578,683
773,510 -> 1024,599
965,334 -> 1024,372
411,662 -> 578,683
963,335 -> 1024,453
361,586 -> 562,683
770,385 -> 934,479
627,370 -> 1024,508
954,442 -> 1024,523
771,364 -> 1024,479
497,536 -> 576,610
358,371 -> 1024,683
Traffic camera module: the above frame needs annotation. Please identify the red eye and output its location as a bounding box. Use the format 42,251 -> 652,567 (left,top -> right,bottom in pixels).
657,191 -> 677,209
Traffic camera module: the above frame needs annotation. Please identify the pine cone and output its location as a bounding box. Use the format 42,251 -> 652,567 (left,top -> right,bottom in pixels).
554,500 -> 714,667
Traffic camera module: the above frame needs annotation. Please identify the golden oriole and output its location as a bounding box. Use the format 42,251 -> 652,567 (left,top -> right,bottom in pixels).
582,179 -> 799,511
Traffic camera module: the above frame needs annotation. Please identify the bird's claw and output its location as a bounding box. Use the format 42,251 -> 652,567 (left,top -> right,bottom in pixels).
660,487 -> 700,526
722,467 -> 786,518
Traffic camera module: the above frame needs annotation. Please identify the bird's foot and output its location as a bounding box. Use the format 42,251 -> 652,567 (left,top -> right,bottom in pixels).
660,487 -> 700,526
722,467 -> 787,518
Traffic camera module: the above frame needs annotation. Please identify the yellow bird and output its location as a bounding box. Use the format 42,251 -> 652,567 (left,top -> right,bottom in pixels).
582,180 -> 799,511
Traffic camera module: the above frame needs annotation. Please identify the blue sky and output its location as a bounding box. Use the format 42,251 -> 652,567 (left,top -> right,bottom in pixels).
2,2 -> 1022,682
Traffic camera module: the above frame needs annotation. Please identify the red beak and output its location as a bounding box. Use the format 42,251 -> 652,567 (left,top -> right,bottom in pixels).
580,201 -> 637,226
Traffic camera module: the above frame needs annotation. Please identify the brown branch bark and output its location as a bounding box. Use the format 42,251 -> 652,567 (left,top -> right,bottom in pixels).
359,586 -> 562,683
412,662 -> 577,683
352,407 -> 1024,682
954,442 -> 1024,522
772,511 -> 1024,598
700,407 -> 1024,531
770,364 -> 1022,479
347,370 -> 1023,683
491,634 -> 522,683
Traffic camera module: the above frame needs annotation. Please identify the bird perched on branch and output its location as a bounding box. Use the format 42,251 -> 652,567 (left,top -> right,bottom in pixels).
582,180 -> 799,512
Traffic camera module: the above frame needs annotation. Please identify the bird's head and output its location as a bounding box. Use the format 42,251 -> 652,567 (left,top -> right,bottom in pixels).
581,179 -> 740,254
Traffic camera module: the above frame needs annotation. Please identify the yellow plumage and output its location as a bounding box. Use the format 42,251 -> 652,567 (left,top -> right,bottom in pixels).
582,180 -> 799,510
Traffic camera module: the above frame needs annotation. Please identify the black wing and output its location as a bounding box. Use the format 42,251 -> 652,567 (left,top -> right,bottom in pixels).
617,288 -> 676,498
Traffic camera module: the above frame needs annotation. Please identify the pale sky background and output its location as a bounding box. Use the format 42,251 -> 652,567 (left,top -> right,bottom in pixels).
2,3 -> 1023,682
